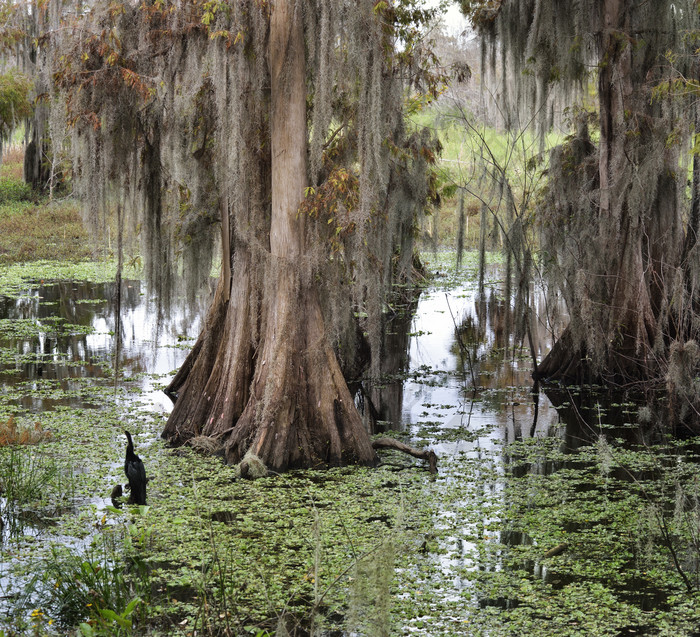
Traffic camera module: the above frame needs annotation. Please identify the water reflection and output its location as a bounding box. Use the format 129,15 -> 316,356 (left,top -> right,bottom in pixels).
0,278 -> 208,413
359,297 -> 417,432
390,277 -> 562,606
402,282 -> 562,446
392,271 -> 692,626
407,276 -> 699,626
497,389 -> 682,615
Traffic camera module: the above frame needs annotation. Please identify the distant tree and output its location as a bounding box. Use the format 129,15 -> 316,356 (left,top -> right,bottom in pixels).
461,0 -> 700,407
0,69 -> 32,164
0,1 -> 40,179
50,0 -> 443,470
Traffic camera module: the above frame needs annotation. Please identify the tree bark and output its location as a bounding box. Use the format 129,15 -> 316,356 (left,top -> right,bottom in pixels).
162,0 -> 377,472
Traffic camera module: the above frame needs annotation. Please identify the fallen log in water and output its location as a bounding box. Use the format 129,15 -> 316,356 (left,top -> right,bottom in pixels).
372,437 -> 438,474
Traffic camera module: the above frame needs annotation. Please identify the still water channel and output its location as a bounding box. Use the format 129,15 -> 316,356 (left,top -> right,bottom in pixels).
0,257 -> 698,635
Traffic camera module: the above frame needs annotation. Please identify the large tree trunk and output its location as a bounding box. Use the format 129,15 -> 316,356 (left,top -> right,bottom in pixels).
537,0 -> 682,385
161,0 -> 376,471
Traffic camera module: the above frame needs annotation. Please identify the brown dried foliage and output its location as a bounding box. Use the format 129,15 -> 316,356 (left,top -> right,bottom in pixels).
0,416 -> 52,447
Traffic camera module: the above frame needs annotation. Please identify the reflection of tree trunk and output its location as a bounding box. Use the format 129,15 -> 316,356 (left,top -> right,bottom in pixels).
491,292 -> 506,350
543,385 -> 661,452
162,1 -> 376,471
114,204 -> 123,391
537,329 -> 589,383
366,303 -> 417,431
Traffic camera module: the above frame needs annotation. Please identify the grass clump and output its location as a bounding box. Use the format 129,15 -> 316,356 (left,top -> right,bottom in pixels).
0,445 -> 70,540
0,147 -> 94,264
0,198 -> 93,264
0,419 -> 73,540
0,446 -> 59,507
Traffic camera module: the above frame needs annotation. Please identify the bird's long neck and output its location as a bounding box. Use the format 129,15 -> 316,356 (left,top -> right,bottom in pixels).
125,431 -> 135,459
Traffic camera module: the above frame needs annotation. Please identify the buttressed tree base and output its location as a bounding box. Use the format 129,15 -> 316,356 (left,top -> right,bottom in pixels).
51,0 -> 443,471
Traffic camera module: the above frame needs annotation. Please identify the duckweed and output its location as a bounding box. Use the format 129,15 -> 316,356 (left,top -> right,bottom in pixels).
0,259 -> 699,635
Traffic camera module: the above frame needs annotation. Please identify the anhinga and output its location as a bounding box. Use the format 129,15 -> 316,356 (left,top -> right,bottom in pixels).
124,430 -> 147,505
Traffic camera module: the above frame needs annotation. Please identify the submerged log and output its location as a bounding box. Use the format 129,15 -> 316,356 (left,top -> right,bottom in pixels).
543,543 -> 568,558
372,437 -> 438,474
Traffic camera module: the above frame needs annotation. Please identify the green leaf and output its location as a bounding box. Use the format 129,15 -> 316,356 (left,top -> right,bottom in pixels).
79,622 -> 95,637
124,597 -> 142,617
99,607 -> 130,629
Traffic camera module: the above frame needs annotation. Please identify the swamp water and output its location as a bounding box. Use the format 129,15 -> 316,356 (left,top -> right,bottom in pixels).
0,255 -> 698,635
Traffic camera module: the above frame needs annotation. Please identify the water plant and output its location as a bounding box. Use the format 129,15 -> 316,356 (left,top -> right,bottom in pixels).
0,446 -> 61,514
33,540 -> 143,633
0,253 -> 699,636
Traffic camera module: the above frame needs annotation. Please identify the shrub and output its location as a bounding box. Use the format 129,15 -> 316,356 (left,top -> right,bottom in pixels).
0,176 -> 33,203
0,415 -> 51,446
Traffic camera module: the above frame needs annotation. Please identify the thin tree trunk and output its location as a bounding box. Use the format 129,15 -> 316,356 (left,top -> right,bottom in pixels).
597,0 -> 621,219
684,106 -> 700,261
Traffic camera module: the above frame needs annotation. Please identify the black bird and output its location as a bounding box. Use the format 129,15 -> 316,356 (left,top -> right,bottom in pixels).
124,430 -> 147,505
